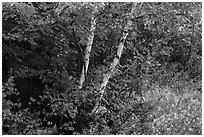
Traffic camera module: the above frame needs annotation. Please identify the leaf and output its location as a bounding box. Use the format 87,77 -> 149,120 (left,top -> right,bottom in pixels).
96,106 -> 107,115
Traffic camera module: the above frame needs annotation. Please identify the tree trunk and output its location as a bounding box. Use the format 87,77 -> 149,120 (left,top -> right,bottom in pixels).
91,2 -> 137,116
78,6 -> 97,89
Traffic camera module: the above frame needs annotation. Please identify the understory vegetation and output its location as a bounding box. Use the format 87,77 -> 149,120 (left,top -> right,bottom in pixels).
2,2 -> 202,135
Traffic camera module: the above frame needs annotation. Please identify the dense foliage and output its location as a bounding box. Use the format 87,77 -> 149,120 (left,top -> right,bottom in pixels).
2,2 -> 202,135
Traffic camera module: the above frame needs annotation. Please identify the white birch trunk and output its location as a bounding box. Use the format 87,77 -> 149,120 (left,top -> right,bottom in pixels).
78,6 -> 97,89
91,2 -> 137,116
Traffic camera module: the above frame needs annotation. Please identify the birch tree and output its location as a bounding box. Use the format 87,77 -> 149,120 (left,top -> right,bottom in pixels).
91,2 -> 138,116
78,3 -> 104,89
78,6 -> 96,89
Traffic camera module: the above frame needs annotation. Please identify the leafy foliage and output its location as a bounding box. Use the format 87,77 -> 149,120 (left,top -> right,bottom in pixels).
2,2 -> 202,135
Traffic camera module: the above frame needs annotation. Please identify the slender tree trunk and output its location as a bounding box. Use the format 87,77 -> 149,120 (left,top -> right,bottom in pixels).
91,2 -> 137,116
78,6 -> 97,89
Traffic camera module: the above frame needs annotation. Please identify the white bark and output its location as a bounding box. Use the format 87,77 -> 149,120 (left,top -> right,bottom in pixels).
78,6 -> 97,89
91,2 -> 137,116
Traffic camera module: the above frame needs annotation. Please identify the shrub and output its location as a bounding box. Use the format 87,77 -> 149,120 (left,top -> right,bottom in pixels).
145,84 -> 202,135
